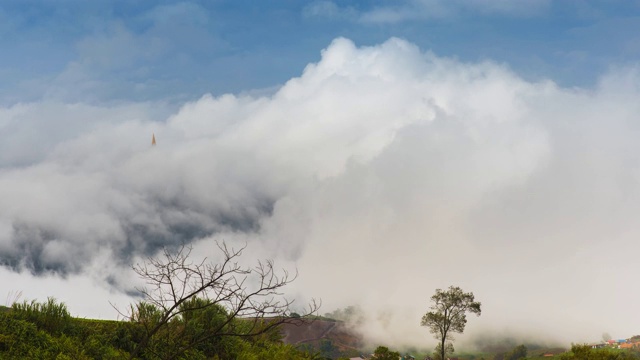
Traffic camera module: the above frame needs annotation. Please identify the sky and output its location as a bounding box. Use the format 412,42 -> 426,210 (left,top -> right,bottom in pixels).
2,0 -> 640,350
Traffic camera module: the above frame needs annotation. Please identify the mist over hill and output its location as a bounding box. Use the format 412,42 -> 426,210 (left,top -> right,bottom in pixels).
1,36 -> 640,347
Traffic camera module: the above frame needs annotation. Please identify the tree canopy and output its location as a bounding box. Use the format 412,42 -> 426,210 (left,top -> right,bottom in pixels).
421,286 -> 481,360
373,345 -> 401,360
504,344 -> 527,360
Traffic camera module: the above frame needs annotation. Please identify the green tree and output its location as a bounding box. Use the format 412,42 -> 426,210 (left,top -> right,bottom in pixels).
505,344 -> 527,360
373,345 -> 401,360
421,286 -> 481,360
319,339 -> 338,358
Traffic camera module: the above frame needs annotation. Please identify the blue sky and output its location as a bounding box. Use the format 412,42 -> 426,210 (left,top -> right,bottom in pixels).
2,0 -> 640,104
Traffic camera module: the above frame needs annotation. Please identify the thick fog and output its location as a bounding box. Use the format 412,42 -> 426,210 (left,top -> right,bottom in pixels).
1,37 -> 639,348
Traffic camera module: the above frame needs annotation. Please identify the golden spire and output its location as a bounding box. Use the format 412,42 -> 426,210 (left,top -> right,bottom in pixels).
151,133 -> 156,146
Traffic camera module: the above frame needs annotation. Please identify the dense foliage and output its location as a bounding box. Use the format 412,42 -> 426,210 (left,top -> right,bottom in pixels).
0,298 -> 315,359
372,345 -> 401,360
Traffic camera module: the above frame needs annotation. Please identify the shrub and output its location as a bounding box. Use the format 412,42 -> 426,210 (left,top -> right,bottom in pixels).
11,297 -> 72,335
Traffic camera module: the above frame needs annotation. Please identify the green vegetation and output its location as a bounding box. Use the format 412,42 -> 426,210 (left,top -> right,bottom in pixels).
421,285 -> 482,360
372,345 -> 400,359
493,344 -> 528,360
0,297 -> 316,359
0,241 -> 322,359
559,344 -> 638,360
3,251 -> 640,360
4,296 -> 640,360
123,241 -> 320,359
505,345 -> 527,360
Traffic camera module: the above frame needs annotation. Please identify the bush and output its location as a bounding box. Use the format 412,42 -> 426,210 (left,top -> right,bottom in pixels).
11,297 -> 72,335
560,344 -> 638,360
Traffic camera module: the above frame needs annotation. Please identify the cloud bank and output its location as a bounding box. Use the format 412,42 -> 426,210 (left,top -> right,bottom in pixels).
2,37 -> 640,347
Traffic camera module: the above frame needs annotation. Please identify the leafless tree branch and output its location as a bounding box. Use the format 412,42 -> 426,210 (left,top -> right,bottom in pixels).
114,241 -> 320,360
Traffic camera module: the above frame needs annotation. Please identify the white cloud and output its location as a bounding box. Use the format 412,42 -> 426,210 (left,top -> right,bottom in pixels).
302,1 -> 358,20
1,37 -> 640,348
0,101 -> 169,167
360,0 -> 452,23
143,2 -> 209,26
461,0 -> 551,17
307,0 -> 551,24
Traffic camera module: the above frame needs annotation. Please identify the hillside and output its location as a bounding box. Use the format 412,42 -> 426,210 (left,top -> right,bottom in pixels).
280,319 -> 364,357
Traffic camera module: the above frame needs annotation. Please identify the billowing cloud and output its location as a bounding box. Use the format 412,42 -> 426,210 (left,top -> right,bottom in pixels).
2,37 -> 640,348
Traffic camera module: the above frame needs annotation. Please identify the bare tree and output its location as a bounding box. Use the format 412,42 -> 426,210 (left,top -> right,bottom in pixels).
117,241 -> 319,360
